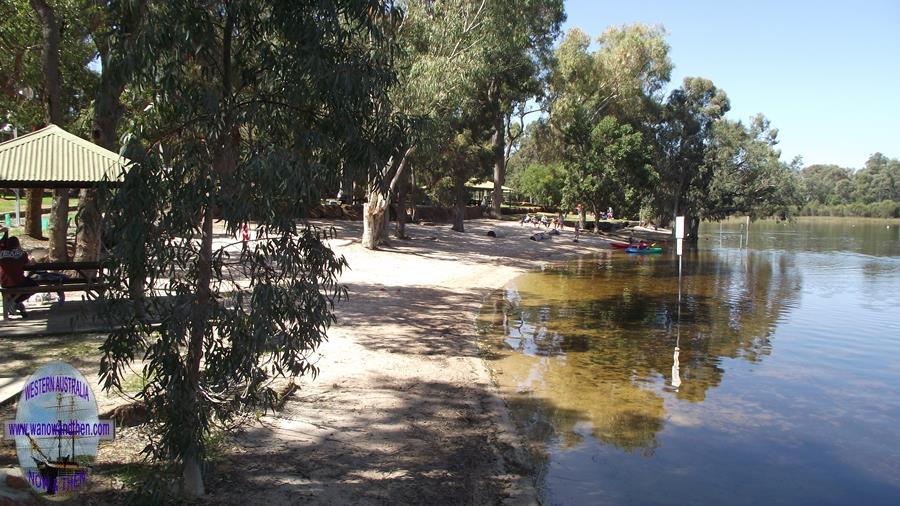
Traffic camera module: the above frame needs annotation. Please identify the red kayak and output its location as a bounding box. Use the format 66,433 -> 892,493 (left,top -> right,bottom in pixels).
610,240 -> 630,249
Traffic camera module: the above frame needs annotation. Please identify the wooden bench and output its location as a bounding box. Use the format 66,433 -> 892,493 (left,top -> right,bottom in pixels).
1,261 -> 106,320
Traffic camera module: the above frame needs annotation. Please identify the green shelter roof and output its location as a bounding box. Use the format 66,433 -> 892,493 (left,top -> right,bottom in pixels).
0,124 -> 128,188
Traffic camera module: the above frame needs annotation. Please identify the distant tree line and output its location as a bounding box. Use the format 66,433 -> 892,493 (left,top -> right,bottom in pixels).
506,26 -> 801,238
796,153 -> 899,218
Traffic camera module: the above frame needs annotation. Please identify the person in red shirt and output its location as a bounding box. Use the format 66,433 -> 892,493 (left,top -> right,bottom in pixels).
0,236 -> 37,317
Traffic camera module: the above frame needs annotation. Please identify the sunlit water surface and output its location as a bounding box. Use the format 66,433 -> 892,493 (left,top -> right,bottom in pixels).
478,218 -> 900,505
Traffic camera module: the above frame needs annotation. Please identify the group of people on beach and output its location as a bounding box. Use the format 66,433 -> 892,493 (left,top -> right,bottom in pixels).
520,210 -> 586,242
520,213 -> 562,229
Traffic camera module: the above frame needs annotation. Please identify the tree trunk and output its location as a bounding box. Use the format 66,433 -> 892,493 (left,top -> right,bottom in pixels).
78,83 -> 123,262
452,177 -> 466,232
592,204 -> 602,234
339,164 -> 352,204
31,0 -> 68,252
578,206 -> 586,230
395,172 -> 408,239
48,189 -> 68,261
491,108 -> 505,219
24,189 -> 43,238
362,194 -> 389,249
76,1 -> 144,262
361,146 -> 415,249
688,216 -> 701,241
75,189 -> 102,263
183,198 -> 213,498
409,166 -> 418,223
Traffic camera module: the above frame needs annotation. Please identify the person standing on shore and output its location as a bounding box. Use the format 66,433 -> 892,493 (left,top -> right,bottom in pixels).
558,210 -> 565,230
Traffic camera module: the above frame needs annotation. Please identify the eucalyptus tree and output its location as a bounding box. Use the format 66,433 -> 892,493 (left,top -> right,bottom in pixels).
852,153 -> 899,204
416,94 -> 494,232
98,0 -> 398,497
560,114 -> 654,228
800,164 -> 853,205
549,25 -> 672,134
1,0 -> 96,241
549,25 -> 671,223
362,0 -> 504,248
483,0 -> 564,218
30,0 -> 67,258
654,76 -> 730,236
75,0 -> 148,264
702,115 -> 802,223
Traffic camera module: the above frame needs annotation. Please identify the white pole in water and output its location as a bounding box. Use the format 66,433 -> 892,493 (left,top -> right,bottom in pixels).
746,215 -> 751,245
672,217 -> 685,389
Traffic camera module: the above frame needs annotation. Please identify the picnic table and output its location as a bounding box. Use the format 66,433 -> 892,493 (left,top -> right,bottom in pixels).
1,261 -> 106,320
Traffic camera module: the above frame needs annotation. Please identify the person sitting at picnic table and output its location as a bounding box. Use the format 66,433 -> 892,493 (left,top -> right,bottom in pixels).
0,235 -> 38,318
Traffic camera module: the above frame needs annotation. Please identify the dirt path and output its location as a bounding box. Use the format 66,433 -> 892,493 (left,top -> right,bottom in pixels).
193,219 -> 615,505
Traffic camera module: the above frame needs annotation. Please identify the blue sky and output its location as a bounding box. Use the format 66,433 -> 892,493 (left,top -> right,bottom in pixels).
562,0 -> 900,169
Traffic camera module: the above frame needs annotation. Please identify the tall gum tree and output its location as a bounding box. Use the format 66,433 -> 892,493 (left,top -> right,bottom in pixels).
98,0 -> 398,497
655,76 -> 730,237
549,25 -> 671,222
75,0 -> 147,264
483,0 -> 564,219
362,0 -> 499,249
29,0 -> 75,259
3,0 -> 97,242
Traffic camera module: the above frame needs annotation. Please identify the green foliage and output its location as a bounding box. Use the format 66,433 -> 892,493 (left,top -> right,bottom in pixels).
511,162 -> 565,208
561,115 -> 654,218
653,76 -> 730,229
550,25 -> 672,129
428,176 -> 457,208
97,0 -> 398,489
0,0 -> 98,130
799,200 -> 899,218
795,153 -> 899,217
702,115 -> 803,221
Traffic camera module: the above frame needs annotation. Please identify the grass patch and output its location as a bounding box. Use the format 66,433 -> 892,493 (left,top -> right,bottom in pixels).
120,370 -> 151,393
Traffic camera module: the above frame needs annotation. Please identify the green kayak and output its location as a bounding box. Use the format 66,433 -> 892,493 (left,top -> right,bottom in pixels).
625,246 -> 663,254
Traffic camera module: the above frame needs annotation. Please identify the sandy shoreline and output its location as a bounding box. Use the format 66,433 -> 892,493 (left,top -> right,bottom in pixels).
192,218 -> 617,505
0,218 -> 619,503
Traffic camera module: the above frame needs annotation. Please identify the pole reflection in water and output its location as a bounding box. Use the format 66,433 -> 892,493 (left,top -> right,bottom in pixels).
477,227 -> 900,505
672,238 -> 683,390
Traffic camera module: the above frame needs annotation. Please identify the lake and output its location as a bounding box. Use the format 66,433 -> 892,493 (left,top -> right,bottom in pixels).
478,218 -> 900,505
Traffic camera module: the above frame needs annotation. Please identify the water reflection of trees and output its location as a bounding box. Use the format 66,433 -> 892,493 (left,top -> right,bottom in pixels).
480,249 -> 801,454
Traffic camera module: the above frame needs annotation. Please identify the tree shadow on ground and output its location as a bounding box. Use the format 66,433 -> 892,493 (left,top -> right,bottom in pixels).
333,282 -> 487,358
196,377 -> 588,505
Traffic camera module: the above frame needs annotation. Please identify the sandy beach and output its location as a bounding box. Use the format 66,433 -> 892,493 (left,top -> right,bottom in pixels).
191,218 -> 617,505
0,217 -> 620,504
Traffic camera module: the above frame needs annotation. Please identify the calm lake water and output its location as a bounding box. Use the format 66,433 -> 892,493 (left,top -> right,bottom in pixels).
478,218 -> 900,505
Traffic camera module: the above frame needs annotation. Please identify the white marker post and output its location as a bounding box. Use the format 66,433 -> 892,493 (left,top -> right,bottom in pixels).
675,216 -> 685,255
672,216 -> 685,389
